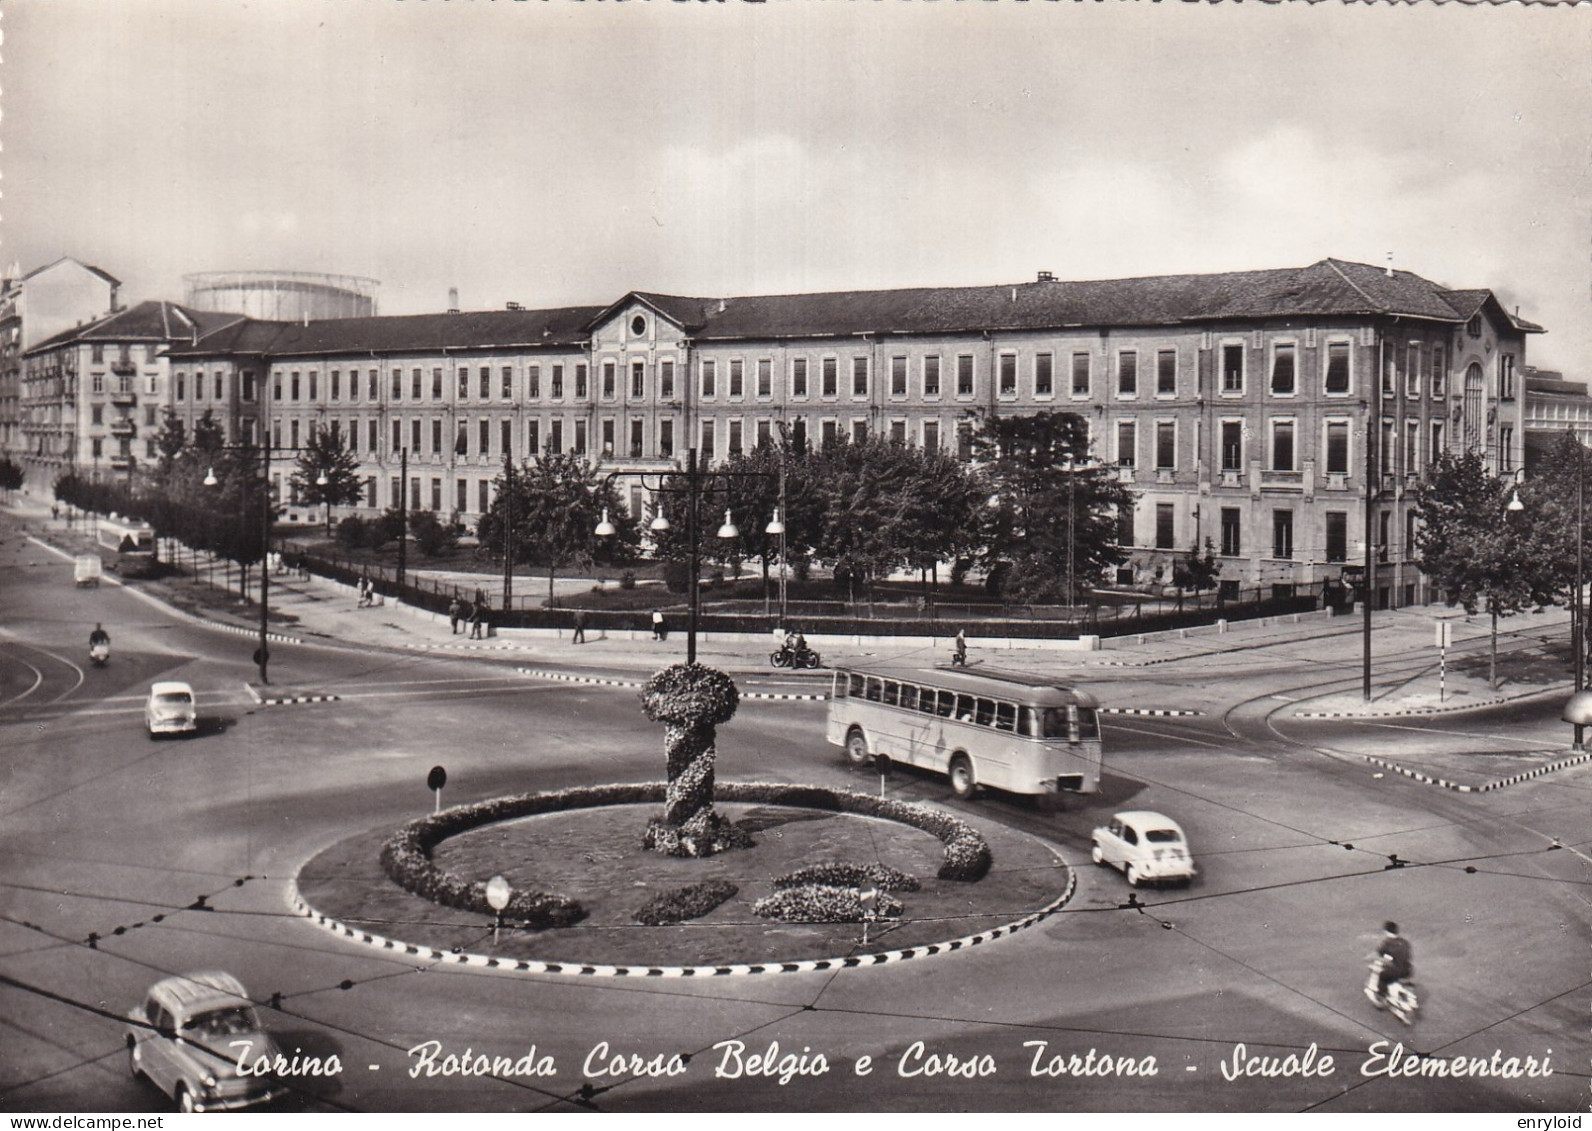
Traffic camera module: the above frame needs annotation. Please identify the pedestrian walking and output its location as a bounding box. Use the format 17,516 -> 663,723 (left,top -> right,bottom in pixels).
358,576 -> 372,608
572,608 -> 588,644
651,609 -> 666,641
448,597 -> 463,634
952,628 -> 967,667
470,597 -> 487,640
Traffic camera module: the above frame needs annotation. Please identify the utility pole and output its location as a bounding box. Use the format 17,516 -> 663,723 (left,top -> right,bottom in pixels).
501,456 -> 514,610
397,446 -> 408,591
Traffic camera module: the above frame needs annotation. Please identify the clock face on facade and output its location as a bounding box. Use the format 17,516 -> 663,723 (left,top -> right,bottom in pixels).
631,314 -> 646,337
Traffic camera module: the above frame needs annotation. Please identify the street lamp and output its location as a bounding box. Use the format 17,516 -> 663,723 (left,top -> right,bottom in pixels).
765,506 -> 786,620
595,448 -> 771,664
205,442 -> 275,685
316,470 -> 330,536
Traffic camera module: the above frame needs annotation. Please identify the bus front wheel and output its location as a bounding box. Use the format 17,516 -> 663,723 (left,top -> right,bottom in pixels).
844,728 -> 872,767
948,755 -> 976,799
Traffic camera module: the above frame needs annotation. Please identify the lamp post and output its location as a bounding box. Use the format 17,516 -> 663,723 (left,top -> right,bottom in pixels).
317,470 -> 330,536
596,447 -> 773,664
1063,455 -> 1077,610
1574,445 -> 1586,749
205,441 -> 275,685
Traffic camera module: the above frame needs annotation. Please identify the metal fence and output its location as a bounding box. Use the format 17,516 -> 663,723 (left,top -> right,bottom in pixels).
283,541 -> 1321,641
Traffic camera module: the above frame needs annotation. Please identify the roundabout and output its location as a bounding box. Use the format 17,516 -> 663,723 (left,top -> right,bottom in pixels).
291,781 -> 1077,976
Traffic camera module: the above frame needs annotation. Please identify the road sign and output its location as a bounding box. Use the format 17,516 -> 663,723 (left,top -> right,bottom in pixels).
427,765 -> 447,813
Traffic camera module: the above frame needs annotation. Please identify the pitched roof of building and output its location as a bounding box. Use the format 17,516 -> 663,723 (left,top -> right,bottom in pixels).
168,306 -> 604,359
621,258 -> 1540,340
69,259 -> 1544,360
25,301 -> 242,354
21,256 -> 121,288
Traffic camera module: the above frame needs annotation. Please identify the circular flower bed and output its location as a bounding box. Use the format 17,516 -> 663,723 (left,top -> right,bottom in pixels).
378,782 -> 993,929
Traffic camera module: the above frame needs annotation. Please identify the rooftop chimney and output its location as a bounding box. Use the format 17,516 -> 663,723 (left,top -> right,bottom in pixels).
448,287 -> 460,315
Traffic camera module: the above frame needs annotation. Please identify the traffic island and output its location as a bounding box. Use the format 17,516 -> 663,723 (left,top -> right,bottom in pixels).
291,783 -> 1073,974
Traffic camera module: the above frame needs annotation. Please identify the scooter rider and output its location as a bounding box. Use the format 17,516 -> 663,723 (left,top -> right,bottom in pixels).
89,623 -> 110,650
1371,920 -> 1413,1002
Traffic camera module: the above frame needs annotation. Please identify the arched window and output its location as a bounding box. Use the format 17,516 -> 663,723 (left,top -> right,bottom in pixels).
1463,362 -> 1485,450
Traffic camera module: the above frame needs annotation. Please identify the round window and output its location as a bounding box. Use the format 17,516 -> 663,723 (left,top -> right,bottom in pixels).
630,314 -> 647,337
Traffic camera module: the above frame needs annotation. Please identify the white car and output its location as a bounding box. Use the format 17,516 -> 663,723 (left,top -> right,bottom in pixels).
1090,810 -> 1197,887
145,681 -> 197,738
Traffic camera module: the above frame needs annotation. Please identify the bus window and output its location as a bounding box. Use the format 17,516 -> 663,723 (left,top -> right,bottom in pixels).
955,694 -> 976,722
865,678 -> 882,703
1041,708 -> 1069,738
975,698 -> 995,727
882,681 -> 899,707
899,685 -> 919,712
848,673 -> 865,698
994,702 -> 1016,732
1076,707 -> 1100,740
935,690 -> 956,718
1020,707 -> 1040,737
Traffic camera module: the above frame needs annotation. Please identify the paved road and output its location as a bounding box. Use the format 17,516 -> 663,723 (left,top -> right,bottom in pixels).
0,510 -> 1586,1112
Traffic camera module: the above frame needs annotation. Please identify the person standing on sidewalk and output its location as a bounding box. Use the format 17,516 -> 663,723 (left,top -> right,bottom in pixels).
952,629 -> 967,666
572,608 -> 588,644
470,597 -> 488,640
652,609 -> 666,641
448,597 -> 462,634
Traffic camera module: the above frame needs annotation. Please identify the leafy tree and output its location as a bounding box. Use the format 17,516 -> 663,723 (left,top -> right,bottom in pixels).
153,409 -> 187,476
408,510 -> 457,557
477,449 -> 639,606
291,423 -> 366,534
1172,539 -> 1221,592
971,410 -> 1136,604
806,436 -> 983,607
1413,451 -> 1556,687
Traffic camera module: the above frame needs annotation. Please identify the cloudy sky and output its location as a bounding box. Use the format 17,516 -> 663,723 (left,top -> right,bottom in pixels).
6,1 -> 1589,376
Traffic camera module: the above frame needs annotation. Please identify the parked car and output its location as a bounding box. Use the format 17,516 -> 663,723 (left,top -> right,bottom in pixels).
145,681 -> 197,738
126,971 -> 286,1112
1090,810 -> 1197,887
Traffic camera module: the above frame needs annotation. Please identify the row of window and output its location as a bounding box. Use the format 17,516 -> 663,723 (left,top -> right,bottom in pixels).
267,413 -> 980,463
219,344 -> 1515,408
1176,506 -> 1419,565
839,672 -> 1100,742
1116,417 -> 1515,477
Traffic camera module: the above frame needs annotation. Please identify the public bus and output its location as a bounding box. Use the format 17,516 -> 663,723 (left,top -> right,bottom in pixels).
826,664 -> 1103,799
96,516 -> 157,577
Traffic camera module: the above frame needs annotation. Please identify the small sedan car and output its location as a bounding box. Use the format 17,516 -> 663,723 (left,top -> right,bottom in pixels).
127,971 -> 287,1112
145,681 -> 197,738
1091,810 -> 1197,887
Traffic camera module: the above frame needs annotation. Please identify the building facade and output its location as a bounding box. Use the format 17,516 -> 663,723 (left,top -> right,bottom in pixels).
0,258 -> 121,463
110,259 -> 1539,608
19,302 -> 243,491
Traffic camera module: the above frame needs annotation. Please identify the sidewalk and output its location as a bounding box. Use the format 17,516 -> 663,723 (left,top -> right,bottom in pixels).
7,491 -> 1580,717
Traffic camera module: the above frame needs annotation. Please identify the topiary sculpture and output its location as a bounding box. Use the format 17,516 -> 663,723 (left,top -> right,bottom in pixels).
638,662 -> 753,857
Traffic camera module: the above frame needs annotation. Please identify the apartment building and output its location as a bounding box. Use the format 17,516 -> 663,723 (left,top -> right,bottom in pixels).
19,301 -> 243,491
0,258 -> 121,462
139,258 -> 1538,606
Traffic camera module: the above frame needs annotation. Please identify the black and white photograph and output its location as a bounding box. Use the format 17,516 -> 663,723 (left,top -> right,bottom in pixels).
0,0 -> 1588,1117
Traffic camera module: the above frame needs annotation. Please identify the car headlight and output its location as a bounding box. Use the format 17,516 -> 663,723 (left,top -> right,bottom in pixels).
201,1072 -> 218,1088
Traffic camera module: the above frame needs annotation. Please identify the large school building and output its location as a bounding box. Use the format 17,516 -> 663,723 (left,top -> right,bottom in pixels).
30,258 -> 1539,606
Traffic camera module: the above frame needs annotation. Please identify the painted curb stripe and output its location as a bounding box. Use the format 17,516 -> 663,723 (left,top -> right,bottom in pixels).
512,667 -> 826,701
284,854 -> 1077,979
243,684 -> 340,707
1100,707 -> 1204,717
1362,750 -> 1592,793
